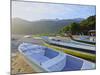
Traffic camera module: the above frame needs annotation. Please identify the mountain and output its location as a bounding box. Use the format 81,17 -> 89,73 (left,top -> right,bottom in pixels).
12,18 -> 84,35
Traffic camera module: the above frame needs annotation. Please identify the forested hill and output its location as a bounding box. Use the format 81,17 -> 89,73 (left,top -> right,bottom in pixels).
12,18 -> 83,34
60,15 -> 96,35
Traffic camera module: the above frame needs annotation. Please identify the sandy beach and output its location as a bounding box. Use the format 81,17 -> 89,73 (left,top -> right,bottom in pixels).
11,52 -> 35,74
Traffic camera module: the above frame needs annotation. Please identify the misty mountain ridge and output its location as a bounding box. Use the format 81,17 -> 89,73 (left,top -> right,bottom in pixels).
12,17 -> 84,35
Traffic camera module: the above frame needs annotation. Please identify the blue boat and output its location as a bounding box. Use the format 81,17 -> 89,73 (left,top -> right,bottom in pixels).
18,43 -> 95,72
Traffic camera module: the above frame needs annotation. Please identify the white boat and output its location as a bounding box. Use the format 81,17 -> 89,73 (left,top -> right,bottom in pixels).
42,36 -> 96,54
73,35 -> 96,44
18,43 -> 95,72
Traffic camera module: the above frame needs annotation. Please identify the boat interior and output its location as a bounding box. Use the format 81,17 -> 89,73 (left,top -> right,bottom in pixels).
18,43 -> 95,72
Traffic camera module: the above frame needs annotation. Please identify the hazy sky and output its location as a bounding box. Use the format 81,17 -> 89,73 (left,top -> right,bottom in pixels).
12,1 -> 96,21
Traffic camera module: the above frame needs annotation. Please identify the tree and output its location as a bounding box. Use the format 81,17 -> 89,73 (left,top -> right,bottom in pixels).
80,15 -> 96,34
60,25 -> 71,33
59,15 -> 96,35
70,22 -> 80,34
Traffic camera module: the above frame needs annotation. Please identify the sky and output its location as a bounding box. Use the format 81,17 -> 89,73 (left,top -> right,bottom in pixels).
12,1 -> 96,21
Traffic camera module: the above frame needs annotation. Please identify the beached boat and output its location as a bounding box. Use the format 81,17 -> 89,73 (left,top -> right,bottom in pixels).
42,36 -> 96,54
72,36 -> 96,45
18,43 -> 95,72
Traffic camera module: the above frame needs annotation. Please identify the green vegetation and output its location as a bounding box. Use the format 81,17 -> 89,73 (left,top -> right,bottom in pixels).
32,33 -> 56,37
43,43 -> 96,62
59,15 -> 96,35
32,33 -> 50,37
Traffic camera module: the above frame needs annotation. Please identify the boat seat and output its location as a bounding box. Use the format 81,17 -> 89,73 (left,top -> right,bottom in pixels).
81,60 -> 95,70
42,53 -> 66,71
